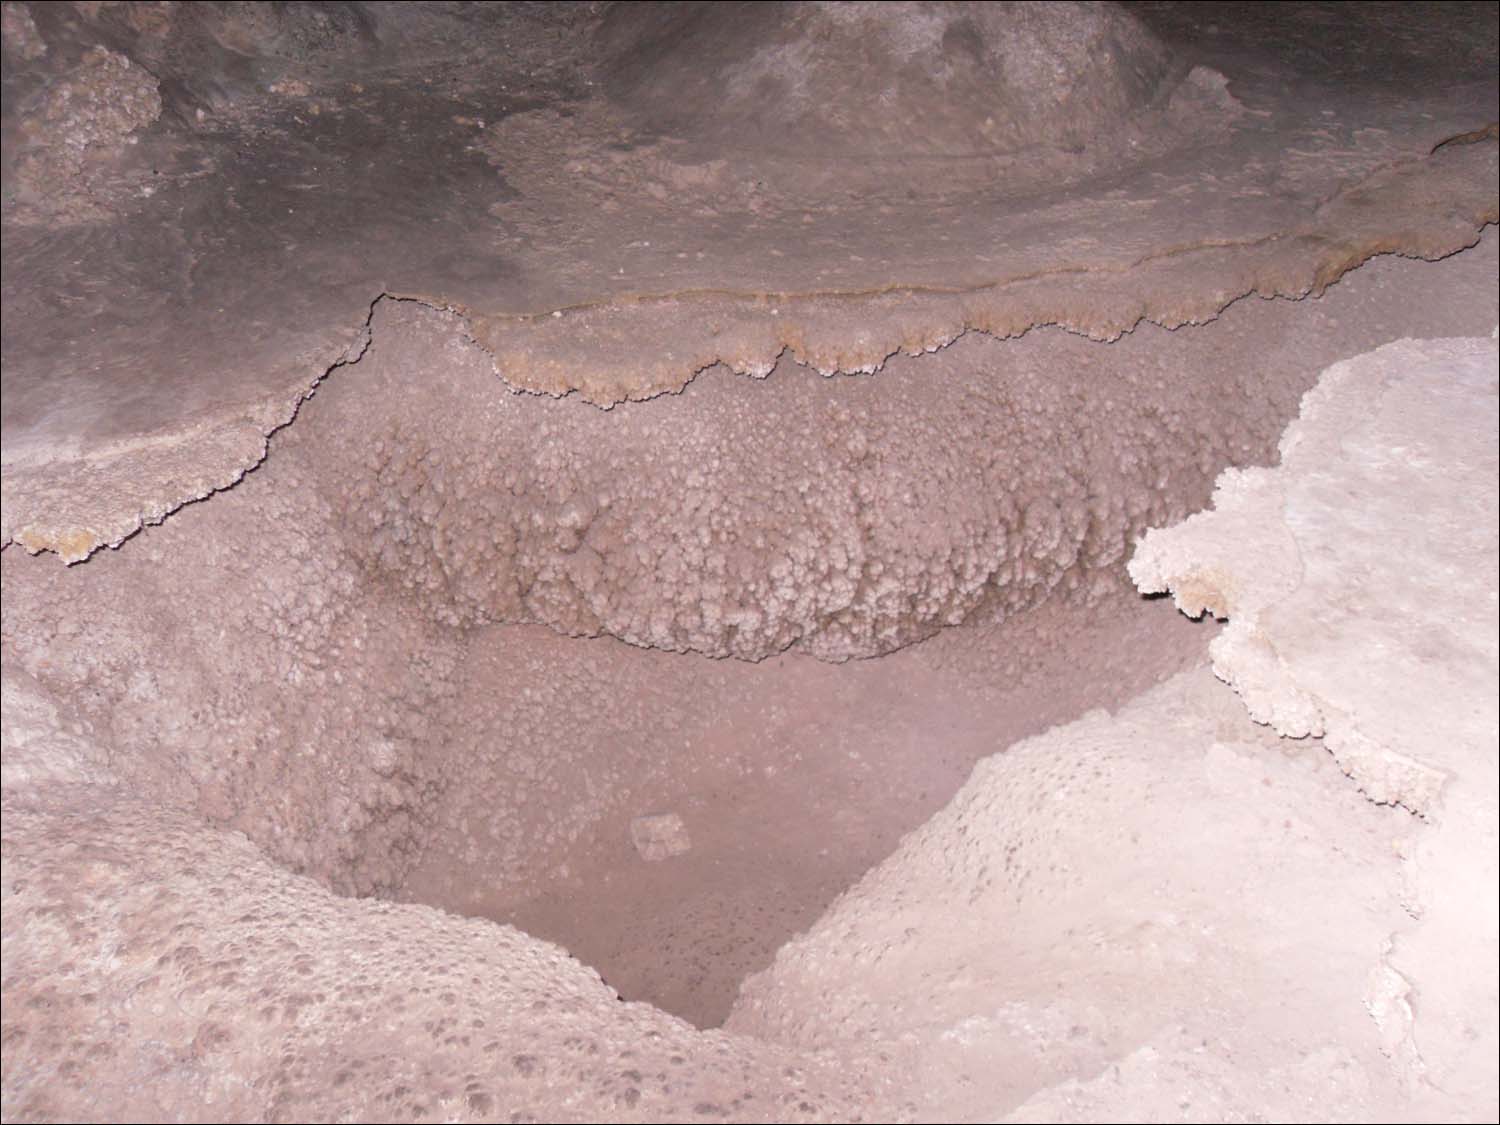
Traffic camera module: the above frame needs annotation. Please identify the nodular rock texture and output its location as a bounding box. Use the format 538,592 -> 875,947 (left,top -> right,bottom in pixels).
2,3 -> 1497,1122
3,1 -> 1496,561
3,328 -> 1494,1124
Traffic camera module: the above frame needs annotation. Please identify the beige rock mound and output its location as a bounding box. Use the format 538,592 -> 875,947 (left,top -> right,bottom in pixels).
4,329 -> 1494,1123
596,1 -> 1179,161
0,727 -> 877,1123
731,332 -> 1500,1121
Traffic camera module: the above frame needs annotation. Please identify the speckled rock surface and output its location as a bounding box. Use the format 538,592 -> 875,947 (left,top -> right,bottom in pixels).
1,5 -> 1497,1122
7,234 -> 1488,678
0,745 -> 886,1124
279,232 -> 1500,664
3,1 -> 1496,561
301,299 -> 1265,662
595,1 -> 1180,163
729,333 -> 1500,1123
0,229 -> 1494,951
5,43 -> 160,214
3,254 -> 1497,1123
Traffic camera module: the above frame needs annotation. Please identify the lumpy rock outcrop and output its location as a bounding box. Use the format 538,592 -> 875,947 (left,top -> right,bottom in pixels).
731,332 -> 1500,1122
4,333 -> 1495,1124
595,0 -> 1179,160
301,298 -> 1312,662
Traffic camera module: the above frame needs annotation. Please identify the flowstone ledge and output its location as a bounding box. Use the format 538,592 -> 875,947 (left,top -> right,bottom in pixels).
1130,332 -> 1500,1114
4,1 -> 1497,561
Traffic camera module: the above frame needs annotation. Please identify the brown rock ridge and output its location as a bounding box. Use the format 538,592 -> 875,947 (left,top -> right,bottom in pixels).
467,139 -> 1500,405
3,2 -> 1497,563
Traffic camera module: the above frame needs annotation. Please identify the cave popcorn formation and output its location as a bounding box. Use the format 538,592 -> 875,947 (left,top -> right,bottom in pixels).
2,3 -> 1497,1122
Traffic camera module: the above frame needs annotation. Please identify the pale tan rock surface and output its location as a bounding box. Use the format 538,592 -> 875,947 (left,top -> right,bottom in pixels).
1131,333 -> 1500,1119
2,4 -> 1498,1123
732,668 -> 1417,1122
731,333 -> 1500,1123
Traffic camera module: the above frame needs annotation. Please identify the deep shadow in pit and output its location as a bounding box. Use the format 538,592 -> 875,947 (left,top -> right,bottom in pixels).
420,597 -> 1220,1028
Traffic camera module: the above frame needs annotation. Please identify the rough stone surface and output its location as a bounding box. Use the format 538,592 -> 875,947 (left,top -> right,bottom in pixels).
729,332 -> 1500,1123
6,233 -> 1478,670
301,298 -> 1286,663
3,312 -> 1496,1125
3,1 -> 1496,561
0,758 -> 884,1124
596,1 -> 1180,161
2,31 -> 161,223
1131,336 -> 1498,809
0,240 -> 1490,916
1131,332 -> 1500,1117
731,669 -> 1415,1122
392,583 -> 1219,1029
1,4 -> 1497,1122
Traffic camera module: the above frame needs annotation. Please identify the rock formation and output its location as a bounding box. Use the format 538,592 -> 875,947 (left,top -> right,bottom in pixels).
3,3 -> 1496,1121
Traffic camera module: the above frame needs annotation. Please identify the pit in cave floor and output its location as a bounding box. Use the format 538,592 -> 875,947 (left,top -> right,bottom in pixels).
391,589 -> 1216,1027
4,230 -> 1496,1039
4,2 -> 1498,1120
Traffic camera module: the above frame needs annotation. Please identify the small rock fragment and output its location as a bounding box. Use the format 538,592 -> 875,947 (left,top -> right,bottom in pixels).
630,813 -> 691,862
